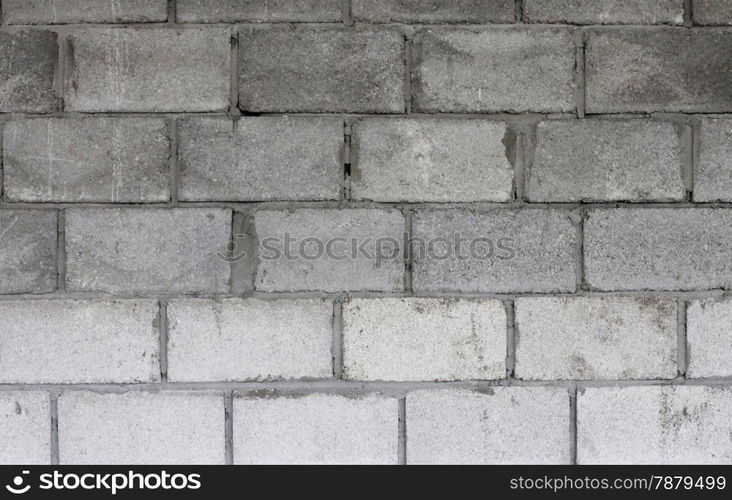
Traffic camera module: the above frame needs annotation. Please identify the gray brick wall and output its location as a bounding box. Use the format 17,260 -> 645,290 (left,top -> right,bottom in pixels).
0,0 -> 731,466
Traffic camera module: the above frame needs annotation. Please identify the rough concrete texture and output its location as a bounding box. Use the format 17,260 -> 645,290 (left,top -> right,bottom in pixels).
686,298 -> 732,378
0,30 -> 58,112
65,28 -> 230,112
239,26 -> 405,113
0,300 -> 158,383
351,118 -> 513,202
343,298 -> 506,381
177,0 -> 342,22
3,118 -> 169,203
694,117 -> 732,202
407,388 -> 570,464
586,29 -> 732,113
524,0 -> 684,24
65,208 -> 231,294
514,297 -> 677,380
253,209 -> 405,292
233,394 -> 398,464
0,392 -> 50,465
578,386 -> 732,464
412,28 -> 576,113
694,0 -> 732,24
2,0 -> 168,24
585,208 -> 732,291
167,299 -> 333,381
0,210 -> 57,294
58,391 -> 224,464
527,120 -> 685,202
352,0 -> 515,23
412,209 -> 576,293
179,116 -> 342,201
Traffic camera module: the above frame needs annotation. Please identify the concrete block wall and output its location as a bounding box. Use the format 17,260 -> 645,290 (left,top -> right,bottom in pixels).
0,0 -> 731,465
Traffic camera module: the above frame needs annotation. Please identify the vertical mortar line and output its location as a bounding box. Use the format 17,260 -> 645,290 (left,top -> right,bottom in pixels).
342,119 -> 352,201
50,393 -> 60,465
683,0 -> 693,26
569,384 -> 578,465
690,118 -> 701,201
158,299 -> 169,382
679,121 -> 694,202
167,0 -> 176,23
515,0 -> 524,23
228,28 -> 240,116
404,208 -> 414,294
398,397 -> 407,465
404,31 -> 412,114
224,392 -> 234,465
56,32 -> 66,111
677,299 -> 688,378
511,126 -> 525,202
574,208 -> 585,291
342,0 -> 352,25
574,30 -> 586,119
504,299 -> 516,379
56,209 -> 66,291
168,118 -> 179,205
332,297 -> 344,379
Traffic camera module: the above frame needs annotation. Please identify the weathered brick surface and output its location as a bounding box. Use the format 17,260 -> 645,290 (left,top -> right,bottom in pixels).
526,120 -> 685,202
2,0 -> 167,24
0,300 -> 159,383
586,29 -> 732,113
58,392 -> 224,464
412,28 -> 576,113
0,30 -> 58,112
0,392 -> 50,465
585,209 -> 732,291
694,0 -> 732,25
233,394 -> 398,464
239,27 -> 405,113
514,297 -> 677,380
352,0 -> 515,23
179,117 -> 342,202
3,118 -> 169,203
0,210 -> 57,294
578,386 -> 732,464
694,117 -> 732,202
65,28 -> 230,112
524,0 -> 684,24
407,388 -> 571,464
343,298 -> 506,381
65,208 -> 231,294
351,118 -> 513,202
686,298 -> 732,378
167,299 -> 333,381
177,0 -> 342,22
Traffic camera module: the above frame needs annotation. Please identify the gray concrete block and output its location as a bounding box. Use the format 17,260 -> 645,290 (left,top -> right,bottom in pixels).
351,118 -> 513,202
2,0 -> 167,24
585,208 -> 732,291
167,299 -> 333,382
0,210 -> 57,294
179,116 -> 342,202
233,394 -> 398,464
238,26 -> 405,113
694,117 -> 732,202
3,118 -> 169,203
343,298 -> 506,381
524,0 -> 684,24
65,208 -> 231,294
412,209 -> 576,293
407,388 -> 570,464
65,27 -> 230,112
694,0 -> 732,25
0,392 -> 50,465
177,0 -> 341,22
411,28 -> 576,113
515,297 -> 677,380
0,30 -> 58,112
352,0 -> 515,23
253,209 -> 405,292
0,300 -> 159,383
578,386 -> 732,464
586,28 -> 732,113
58,391 -> 224,464
527,120 -> 685,202
687,298 -> 732,378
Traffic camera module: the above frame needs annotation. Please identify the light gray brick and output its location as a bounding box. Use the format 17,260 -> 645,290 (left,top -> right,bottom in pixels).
694,117 -> 732,202
253,209 -> 405,293
578,386 -> 732,464
407,388 -> 570,464
527,120 -> 685,202
0,392 -> 50,465
168,299 -> 333,382
239,26 -> 405,113
2,0 -> 167,24
352,0 -> 515,23
0,300 -> 158,383
586,29 -> 732,113
0,210 -> 57,294
177,0 -> 341,22
65,28 -> 230,112
412,209 -> 576,293
351,118 -> 513,202
3,118 -> 169,203
0,30 -> 58,112
515,297 -> 677,380
343,298 -> 506,381
179,117 -> 342,202
694,0 -> 732,25
412,28 -> 576,113
58,392 -> 224,464
65,208 -> 231,294
524,0 -> 684,24
234,394 -> 398,464
687,298 -> 732,378
585,208 -> 732,291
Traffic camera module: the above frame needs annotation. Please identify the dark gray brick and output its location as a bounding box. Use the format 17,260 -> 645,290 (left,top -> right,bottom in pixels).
0,210 -> 57,294
2,0 -> 167,24
694,117 -> 732,202
352,0 -> 515,23
177,0 -> 341,22
0,30 -> 58,112
524,0 -> 684,24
